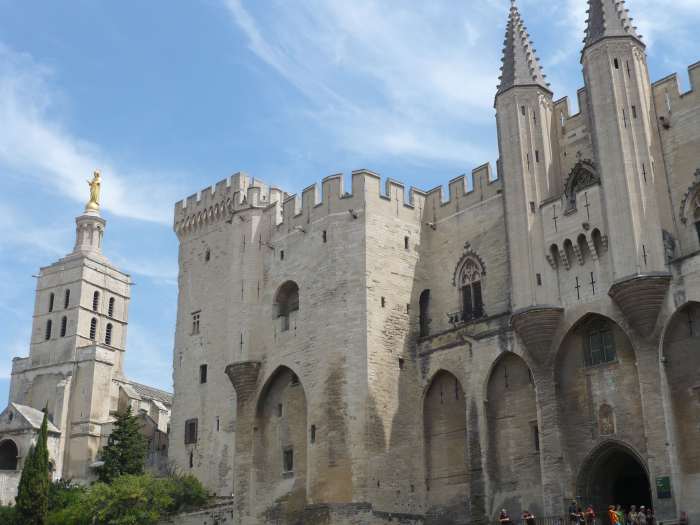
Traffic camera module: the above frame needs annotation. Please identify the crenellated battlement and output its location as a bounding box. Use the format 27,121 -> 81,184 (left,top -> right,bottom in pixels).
554,87 -> 589,133
423,163 -> 501,223
173,172 -> 287,236
174,164 -> 500,238
652,61 -> 700,115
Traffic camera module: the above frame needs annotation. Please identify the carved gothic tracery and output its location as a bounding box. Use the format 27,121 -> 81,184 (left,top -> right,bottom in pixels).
564,160 -> 599,210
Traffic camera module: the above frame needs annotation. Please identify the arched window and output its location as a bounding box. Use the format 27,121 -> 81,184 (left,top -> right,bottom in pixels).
419,289 -> 431,337
105,323 -> 113,346
45,319 -> 52,340
564,239 -> 575,267
275,281 -> 299,332
48,293 -> 55,313
0,440 -> 18,470
577,234 -> 590,264
108,297 -> 115,318
89,317 -> 98,340
64,289 -> 71,309
60,316 -> 67,337
585,320 -> 617,367
564,160 -> 599,210
459,258 -> 484,321
92,291 -> 100,312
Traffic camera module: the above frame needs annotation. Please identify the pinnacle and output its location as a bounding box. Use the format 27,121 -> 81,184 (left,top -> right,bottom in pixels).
497,0 -> 550,96
584,0 -> 643,48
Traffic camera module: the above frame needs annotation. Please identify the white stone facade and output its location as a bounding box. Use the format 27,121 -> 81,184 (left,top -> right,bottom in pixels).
168,2 -> 700,524
0,204 -> 173,503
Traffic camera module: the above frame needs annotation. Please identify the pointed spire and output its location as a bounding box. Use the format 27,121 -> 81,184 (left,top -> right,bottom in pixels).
584,0 -> 643,49
497,0 -> 550,96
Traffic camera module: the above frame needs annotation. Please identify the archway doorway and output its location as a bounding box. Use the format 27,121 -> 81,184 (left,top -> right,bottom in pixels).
578,442 -> 652,517
0,440 -> 18,470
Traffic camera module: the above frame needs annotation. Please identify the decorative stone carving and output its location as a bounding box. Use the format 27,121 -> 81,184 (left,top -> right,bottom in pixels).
608,273 -> 672,337
564,160 -> 599,210
511,306 -> 564,362
452,242 -> 486,286
598,404 -> 615,435
678,168 -> 700,224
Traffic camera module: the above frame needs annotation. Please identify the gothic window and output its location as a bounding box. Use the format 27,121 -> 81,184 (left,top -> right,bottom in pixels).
564,160 -> 599,210
60,316 -> 67,338
275,281 -> 299,332
45,319 -> 52,340
92,291 -> 100,312
419,289 -> 431,337
108,297 -> 115,318
64,289 -> 70,309
184,419 -> 198,444
48,293 -> 55,313
105,323 -> 113,346
459,258 -> 484,321
89,317 -> 97,341
584,320 -> 617,367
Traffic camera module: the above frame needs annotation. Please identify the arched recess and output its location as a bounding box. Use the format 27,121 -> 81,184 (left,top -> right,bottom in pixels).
662,302 -> 700,477
253,366 -> 308,519
274,281 -> 299,332
486,353 -> 541,517
423,370 -> 468,523
577,440 -> 652,517
555,314 -> 646,474
0,439 -> 19,470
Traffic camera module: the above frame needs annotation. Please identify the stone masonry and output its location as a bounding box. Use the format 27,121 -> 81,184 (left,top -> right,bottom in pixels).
169,1 -> 700,524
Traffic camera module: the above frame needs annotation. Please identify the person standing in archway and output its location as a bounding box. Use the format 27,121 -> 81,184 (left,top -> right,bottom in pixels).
638,507 -> 647,525
628,505 -> 638,525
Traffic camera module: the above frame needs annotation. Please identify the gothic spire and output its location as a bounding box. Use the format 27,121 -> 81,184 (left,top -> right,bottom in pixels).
497,0 -> 549,96
584,0 -> 642,49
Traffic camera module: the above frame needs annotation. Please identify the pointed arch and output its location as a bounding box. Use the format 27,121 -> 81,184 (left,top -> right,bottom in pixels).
452,243 -> 486,322
486,352 -> 541,516
423,369 -> 468,521
564,159 -> 599,210
661,301 -> 700,476
555,313 -> 646,476
253,365 -> 308,517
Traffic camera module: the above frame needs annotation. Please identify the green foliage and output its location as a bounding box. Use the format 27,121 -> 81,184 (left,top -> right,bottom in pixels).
45,473 -> 210,525
98,406 -> 147,483
16,409 -> 50,525
0,505 -> 18,525
48,479 -> 86,512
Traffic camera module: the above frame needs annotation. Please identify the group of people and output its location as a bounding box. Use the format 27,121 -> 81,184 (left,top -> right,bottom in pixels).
608,505 -> 655,525
496,503 -> 655,525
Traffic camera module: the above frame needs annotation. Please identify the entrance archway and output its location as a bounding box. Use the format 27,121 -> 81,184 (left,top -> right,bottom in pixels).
578,442 -> 652,516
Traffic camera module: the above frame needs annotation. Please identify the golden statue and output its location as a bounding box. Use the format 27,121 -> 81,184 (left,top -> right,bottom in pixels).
86,171 -> 101,211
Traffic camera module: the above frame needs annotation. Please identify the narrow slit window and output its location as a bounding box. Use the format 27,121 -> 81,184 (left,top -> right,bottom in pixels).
404,236 -> 409,250
60,316 -> 67,337
520,105 -> 526,116
200,364 -> 208,384
631,105 -> 637,119
92,291 -> 100,312
45,319 -> 52,340
381,297 -> 386,308
108,297 -> 115,318
89,317 -> 97,340
64,289 -> 70,309
105,323 -> 113,346
280,250 -> 284,261
310,425 -> 316,444
535,150 -> 540,163
283,448 -> 294,473
614,58 -> 620,69
322,230 -> 327,243
48,293 -> 55,313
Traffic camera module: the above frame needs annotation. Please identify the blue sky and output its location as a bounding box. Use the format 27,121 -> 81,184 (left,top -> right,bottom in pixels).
1,0 -> 698,407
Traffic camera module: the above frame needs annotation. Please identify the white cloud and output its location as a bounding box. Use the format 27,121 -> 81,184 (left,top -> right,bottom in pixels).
0,44 -> 185,226
224,0 -> 505,168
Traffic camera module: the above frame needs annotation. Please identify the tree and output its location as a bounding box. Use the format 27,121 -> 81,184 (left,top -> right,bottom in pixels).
98,406 -> 147,483
16,409 -> 50,525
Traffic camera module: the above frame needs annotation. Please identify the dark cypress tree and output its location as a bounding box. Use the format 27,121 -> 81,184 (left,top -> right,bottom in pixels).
99,405 -> 147,483
16,410 -> 50,525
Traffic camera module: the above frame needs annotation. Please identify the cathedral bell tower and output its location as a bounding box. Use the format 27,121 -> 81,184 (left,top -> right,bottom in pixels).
496,1 -> 564,353
581,0 -> 671,334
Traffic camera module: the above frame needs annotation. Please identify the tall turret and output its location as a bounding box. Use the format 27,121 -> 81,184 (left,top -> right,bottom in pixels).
581,0 -> 670,334
496,1 -> 559,312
